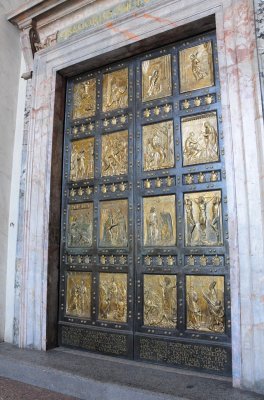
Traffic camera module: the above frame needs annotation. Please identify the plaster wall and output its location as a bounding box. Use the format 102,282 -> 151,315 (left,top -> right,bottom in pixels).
0,0 -> 25,341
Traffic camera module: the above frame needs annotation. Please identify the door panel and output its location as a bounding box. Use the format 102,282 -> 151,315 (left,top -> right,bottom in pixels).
59,31 -> 232,376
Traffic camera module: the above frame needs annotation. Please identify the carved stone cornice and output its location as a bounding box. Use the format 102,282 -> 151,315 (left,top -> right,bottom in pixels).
7,0 -> 96,30
7,0 -> 95,74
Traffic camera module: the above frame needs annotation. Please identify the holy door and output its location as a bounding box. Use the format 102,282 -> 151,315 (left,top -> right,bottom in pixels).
59,31 -> 232,376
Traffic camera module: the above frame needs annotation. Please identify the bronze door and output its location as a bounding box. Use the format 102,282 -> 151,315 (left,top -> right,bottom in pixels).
59,31 -> 232,376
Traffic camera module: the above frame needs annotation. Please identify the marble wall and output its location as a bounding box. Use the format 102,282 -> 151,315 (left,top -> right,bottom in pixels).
0,0 -> 25,341
6,0 -> 264,395
255,0 -> 264,111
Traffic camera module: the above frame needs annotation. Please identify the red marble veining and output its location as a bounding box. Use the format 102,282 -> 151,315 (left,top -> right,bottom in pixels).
141,12 -> 176,27
106,21 -> 140,41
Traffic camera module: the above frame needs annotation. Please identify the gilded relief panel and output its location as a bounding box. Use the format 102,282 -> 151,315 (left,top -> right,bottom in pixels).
179,41 -> 214,93
186,275 -> 225,333
99,199 -> 128,247
102,68 -> 128,112
70,138 -> 94,181
101,130 -> 128,177
143,195 -> 176,247
66,272 -> 92,318
184,190 -> 223,246
72,78 -> 96,119
143,121 -> 174,172
99,273 -> 127,323
142,55 -> 172,102
144,274 -> 177,328
68,203 -> 93,247
182,112 -> 219,166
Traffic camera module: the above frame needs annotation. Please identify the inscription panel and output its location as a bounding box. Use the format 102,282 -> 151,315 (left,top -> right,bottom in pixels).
61,325 -> 130,356
136,336 -> 231,375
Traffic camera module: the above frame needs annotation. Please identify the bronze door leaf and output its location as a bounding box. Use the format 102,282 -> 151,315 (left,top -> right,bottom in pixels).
60,32 -> 231,375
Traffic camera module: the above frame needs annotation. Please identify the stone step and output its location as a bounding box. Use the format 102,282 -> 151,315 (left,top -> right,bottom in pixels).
0,343 -> 262,400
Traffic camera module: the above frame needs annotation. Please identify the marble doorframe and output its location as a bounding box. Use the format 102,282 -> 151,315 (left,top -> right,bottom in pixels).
17,0 -> 264,393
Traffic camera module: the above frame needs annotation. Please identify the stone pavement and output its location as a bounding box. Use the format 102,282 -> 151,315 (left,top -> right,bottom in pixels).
0,377 -> 79,400
0,343 -> 263,400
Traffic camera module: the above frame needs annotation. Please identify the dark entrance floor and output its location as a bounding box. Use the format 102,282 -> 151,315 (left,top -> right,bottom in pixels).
0,343 -> 263,400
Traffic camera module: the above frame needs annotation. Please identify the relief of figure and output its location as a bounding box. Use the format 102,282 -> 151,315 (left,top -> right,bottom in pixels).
182,113 -> 219,166
187,285 -> 202,330
142,55 -> 172,102
107,77 -> 127,109
73,78 -> 96,119
159,277 -> 177,326
144,195 -> 176,247
146,207 -> 173,246
185,198 -> 196,244
100,201 -> 128,248
147,69 -> 161,97
66,273 -> 91,318
190,51 -> 208,81
184,191 -> 223,246
68,204 -> 93,248
144,275 -> 176,328
99,274 -> 127,323
184,131 -> 200,164
144,289 -> 160,325
180,42 -> 214,93
194,196 -> 210,242
70,138 -> 94,181
203,281 -> 225,333
147,207 -> 159,245
183,124 -> 218,165
211,196 -> 221,243
101,131 -> 128,177
202,121 -> 218,161
143,121 -> 174,172
103,69 -> 128,112
99,283 -> 109,319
